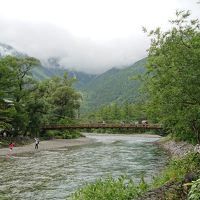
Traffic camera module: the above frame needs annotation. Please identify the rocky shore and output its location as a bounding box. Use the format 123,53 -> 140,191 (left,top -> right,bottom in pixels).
157,139 -> 200,157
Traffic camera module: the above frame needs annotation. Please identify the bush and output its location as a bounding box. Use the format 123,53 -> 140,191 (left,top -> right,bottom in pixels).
187,178 -> 200,200
71,175 -> 148,200
63,130 -> 81,139
152,152 -> 200,188
42,130 -> 81,139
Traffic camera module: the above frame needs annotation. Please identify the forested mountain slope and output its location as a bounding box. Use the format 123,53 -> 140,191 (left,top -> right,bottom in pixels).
80,58 -> 146,111
32,65 -> 97,88
0,42 -> 146,112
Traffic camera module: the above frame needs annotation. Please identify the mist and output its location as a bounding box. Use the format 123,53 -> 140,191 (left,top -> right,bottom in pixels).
0,19 -> 149,74
0,0 -> 199,74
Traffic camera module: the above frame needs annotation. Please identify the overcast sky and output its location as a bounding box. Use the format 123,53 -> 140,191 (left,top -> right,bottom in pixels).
0,0 -> 199,73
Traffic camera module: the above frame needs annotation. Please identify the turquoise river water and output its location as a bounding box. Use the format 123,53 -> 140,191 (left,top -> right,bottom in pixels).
0,134 -> 168,200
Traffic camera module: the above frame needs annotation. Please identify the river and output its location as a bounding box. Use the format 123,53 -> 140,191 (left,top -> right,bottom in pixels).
0,134 -> 168,200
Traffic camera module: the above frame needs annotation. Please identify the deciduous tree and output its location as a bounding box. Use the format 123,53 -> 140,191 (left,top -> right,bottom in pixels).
143,11 -> 200,143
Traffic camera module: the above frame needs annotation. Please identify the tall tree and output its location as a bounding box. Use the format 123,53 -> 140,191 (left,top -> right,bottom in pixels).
36,73 -> 82,124
0,56 -> 39,136
143,11 -> 200,143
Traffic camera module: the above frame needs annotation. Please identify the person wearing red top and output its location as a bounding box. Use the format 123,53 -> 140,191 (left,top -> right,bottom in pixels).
9,142 -> 15,151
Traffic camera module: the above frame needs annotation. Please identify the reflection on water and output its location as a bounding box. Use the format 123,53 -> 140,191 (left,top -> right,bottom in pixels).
0,134 -> 168,200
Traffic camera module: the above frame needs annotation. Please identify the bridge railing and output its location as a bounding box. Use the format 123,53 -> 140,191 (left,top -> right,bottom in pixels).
41,123 -> 162,130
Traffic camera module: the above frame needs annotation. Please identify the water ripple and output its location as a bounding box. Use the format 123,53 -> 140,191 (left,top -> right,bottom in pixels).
0,135 -> 168,200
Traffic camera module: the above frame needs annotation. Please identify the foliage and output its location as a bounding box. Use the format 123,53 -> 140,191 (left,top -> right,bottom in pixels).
35,74 -> 81,123
44,129 -> 81,139
0,196 -> 10,200
143,11 -> 200,143
0,56 -> 39,136
84,102 -> 147,124
187,178 -> 200,200
152,152 -> 200,188
31,64 -> 96,89
71,175 -> 148,200
81,59 -> 146,112
0,56 -> 82,138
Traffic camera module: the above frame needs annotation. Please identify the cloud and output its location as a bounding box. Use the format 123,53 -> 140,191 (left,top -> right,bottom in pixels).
0,0 -> 199,74
0,19 -> 149,73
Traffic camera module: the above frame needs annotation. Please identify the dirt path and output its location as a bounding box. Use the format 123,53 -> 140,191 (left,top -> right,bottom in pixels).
0,137 -> 95,156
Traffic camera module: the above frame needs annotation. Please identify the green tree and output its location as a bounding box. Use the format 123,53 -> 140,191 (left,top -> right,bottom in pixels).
0,56 -> 39,136
11,56 -> 39,136
143,11 -> 200,143
36,73 -> 82,124
51,85 -> 82,119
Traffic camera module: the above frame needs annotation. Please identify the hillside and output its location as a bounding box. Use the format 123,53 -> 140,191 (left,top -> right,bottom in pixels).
0,42 -> 27,57
80,58 -> 146,112
0,42 -> 146,112
0,43 -> 97,88
32,65 -> 97,88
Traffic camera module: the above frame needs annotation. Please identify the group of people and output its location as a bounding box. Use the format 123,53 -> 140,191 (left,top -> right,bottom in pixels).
6,138 -> 40,159
8,138 -> 40,152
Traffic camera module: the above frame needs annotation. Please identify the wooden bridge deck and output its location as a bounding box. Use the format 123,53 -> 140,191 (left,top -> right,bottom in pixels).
41,124 -> 162,130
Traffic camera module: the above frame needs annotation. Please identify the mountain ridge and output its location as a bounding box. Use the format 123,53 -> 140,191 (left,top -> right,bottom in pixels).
0,42 -> 97,88
0,42 -> 146,112
80,58 -> 146,111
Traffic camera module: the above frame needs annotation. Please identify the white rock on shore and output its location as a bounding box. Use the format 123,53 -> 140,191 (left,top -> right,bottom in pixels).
158,140 -> 200,157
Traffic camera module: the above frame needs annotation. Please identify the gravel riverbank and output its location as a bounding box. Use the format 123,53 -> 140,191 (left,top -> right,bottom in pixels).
156,139 -> 200,157
0,137 -> 95,157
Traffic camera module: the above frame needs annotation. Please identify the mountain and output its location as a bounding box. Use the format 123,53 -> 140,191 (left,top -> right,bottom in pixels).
33,57 -> 97,88
80,58 -> 146,111
0,42 -> 146,112
0,42 -> 27,57
0,43 -> 97,88
32,64 -> 97,88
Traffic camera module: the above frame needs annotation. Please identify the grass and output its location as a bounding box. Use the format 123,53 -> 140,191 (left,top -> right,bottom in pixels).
187,178 -> 200,200
70,175 -> 148,200
151,152 -> 200,188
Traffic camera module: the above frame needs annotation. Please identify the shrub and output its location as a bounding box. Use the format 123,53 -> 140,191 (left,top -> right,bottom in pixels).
42,130 -> 81,139
71,175 -> 148,200
152,152 -> 200,188
187,178 -> 200,200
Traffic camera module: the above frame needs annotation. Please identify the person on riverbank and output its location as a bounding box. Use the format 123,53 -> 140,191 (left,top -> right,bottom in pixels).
6,142 -> 15,159
34,138 -> 39,149
9,142 -> 15,151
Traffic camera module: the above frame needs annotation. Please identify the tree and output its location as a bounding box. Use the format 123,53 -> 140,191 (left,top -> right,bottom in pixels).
143,11 -> 200,143
51,85 -> 82,119
35,73 -> 82,124
0,56 -> 40,136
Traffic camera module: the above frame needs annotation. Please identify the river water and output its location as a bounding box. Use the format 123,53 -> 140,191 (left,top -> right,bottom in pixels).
0,134 -> 168,200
